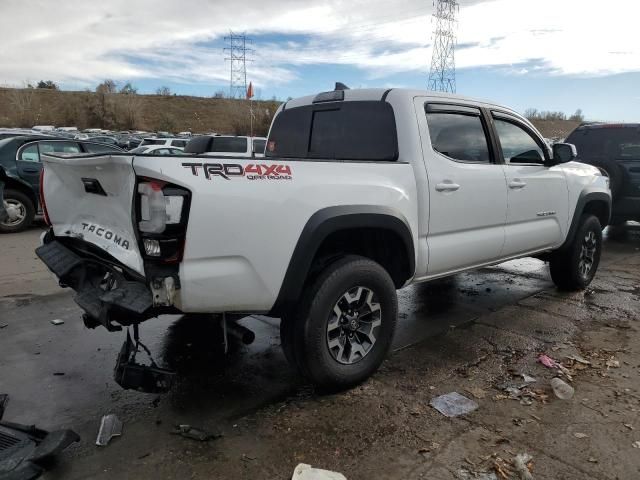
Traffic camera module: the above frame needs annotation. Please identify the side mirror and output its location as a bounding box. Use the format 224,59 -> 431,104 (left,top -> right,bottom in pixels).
551,143 -> 577,165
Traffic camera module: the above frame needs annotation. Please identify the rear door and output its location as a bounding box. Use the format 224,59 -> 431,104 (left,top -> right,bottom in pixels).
491,112 -> 569,255
417,101 -> 508,275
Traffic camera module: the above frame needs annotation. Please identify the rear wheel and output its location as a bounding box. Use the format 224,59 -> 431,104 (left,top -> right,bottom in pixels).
550,214 -> 602,290
281,255 -> 397,391
0,189 -> 35,233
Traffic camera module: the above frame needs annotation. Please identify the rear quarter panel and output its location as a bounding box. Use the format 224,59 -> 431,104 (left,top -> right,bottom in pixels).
133,156 -> 418,312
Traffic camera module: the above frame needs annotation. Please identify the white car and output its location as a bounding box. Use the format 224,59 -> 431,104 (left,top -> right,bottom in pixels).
129,145 -> 184,155
184,135 -> 266,158
139,137 -> 189,149
37,87 -> 611,391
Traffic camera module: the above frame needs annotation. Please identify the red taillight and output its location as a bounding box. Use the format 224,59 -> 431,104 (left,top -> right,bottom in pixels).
39,168 -> 51,226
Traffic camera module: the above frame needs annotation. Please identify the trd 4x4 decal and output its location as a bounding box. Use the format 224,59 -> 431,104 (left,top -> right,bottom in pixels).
182,162 -> 292,181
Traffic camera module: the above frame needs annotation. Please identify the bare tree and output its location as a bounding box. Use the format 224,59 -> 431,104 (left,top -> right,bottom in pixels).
119,82 -> 138,95
156,86 -> 172,96
569,109 -> 584,122
37,80 -> 59,90
96,79 -> 117,94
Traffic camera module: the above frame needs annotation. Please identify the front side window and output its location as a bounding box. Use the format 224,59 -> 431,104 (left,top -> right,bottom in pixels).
494,119 -> 545,164
426,111 -> 491,163
171,140 -> 187,148
19,144 -> 40,162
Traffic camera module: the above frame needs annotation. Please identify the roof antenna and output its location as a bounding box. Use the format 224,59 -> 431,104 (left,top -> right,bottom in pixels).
334,82 -> 350,91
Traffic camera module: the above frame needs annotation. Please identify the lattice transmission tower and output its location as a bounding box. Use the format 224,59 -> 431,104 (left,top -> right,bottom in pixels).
224,32 -> 253,99
428,0 -> 459,93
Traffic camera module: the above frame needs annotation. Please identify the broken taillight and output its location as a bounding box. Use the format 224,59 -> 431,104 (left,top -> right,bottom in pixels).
136,178 -> 190,263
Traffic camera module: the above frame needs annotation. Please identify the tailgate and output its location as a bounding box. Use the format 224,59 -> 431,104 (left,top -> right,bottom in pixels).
41,153 -> 144,275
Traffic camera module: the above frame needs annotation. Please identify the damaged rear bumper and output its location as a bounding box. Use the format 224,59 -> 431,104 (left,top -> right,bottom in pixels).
35,239 -> 168,331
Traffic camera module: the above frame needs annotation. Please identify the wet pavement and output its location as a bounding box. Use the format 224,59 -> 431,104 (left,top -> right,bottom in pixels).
0,223 -> 639,479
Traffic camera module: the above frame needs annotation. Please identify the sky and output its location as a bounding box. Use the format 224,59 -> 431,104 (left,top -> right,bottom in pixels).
1,0 -> 639,121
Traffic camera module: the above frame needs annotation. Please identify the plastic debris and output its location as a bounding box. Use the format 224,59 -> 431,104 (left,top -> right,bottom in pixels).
566,354 -> 591,365
623,423 -> 634,430
171,424 -> 223,442
538,354 -> 572,379
513,453 -> 534,480
467,387 -> 488,399
521,374 -> 537,384
292,463 -> 347,480
0,323 -> 7,329
50,319 -> 65,325
430,392 -> 479,417
632,441 -> 640,449
96,414 -> 123,446
550,377 -> 575,400
573,432 -> 588,439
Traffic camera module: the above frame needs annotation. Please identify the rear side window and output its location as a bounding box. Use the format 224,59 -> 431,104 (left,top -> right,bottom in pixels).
39,141 -> 81,154
566,127 -> 640,160
19,144 -> 40,162
253,138 -> 266,154
426,109 -> 490,163
210,137 -> 247,153
266,101 -> 398,161
140,139 -> 164,146
171,140 -> 187,148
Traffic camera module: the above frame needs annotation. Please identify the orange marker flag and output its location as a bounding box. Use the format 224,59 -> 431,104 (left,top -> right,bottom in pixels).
246,82 -> 254,99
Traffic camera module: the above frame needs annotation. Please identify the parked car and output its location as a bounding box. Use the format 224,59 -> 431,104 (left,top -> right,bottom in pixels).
0,136 -> 124,232
32,125 -> 55,132
87,136 -> 119,146
139,137 -> 189,149
129,145 -> 184,155
184,135 -> 267,157
36,87 -> 610,390
565,123 -> 640,225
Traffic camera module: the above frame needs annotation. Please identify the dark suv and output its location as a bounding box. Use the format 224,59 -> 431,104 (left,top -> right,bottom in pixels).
565,123 -> 640,225
0,136 -> 124,233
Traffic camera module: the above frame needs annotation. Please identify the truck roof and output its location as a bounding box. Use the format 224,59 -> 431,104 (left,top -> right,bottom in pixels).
284,87 -> 519,117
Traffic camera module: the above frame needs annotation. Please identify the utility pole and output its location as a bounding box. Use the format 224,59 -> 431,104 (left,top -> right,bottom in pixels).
224,32 -> 253,99
428,0 -> 459,93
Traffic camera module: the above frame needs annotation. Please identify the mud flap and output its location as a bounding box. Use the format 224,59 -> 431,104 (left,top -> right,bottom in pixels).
114,328 -> 176,394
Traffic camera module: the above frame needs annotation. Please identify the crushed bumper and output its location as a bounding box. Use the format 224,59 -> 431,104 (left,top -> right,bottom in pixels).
35,240 -> 154,331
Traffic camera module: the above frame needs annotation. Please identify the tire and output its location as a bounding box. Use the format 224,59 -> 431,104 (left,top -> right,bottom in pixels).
550,214 -> 602,291
0,189 -> 35,233
283,255 -> 398,391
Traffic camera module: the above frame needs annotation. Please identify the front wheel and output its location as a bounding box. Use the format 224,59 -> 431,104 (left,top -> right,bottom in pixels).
283,255 -> 398,391
550,214 -> 602,290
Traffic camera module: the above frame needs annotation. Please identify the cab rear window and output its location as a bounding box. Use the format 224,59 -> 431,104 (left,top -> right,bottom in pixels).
566,126 -> 640,160
266,101 -> 398,161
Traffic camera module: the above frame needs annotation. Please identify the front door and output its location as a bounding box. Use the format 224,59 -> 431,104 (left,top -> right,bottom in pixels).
416,101 -> 508,276
490,112 -> 569,256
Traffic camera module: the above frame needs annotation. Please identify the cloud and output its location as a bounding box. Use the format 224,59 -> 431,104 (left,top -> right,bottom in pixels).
0,0 -> 638,91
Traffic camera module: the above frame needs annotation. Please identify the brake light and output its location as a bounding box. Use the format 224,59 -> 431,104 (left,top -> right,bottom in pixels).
39,168 -> 51,226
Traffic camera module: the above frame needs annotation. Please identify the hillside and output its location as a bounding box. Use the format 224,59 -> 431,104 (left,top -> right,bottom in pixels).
0,87 -> 280,135
529,119 -> 581,140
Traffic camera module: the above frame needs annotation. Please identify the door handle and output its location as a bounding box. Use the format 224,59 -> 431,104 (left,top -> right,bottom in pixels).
509,179 -> 527,189
23,168 -> 40,173
435,182 -> 460,192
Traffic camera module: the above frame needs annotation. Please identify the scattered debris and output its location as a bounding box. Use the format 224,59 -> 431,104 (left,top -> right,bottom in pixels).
588,457 -> 598,463
467,387 -> 488,399
566,354 -> 591,366
241,453 -> 256,462
537,354 -> 572,379
513,453 -> 534,480
292,463 -> 347,480
457,469 -> 497,480
624,423 -> 634,430
430,392 -> 479,417
573,432 -> 588,439
50,319 -> 65,325
53,372 -> 65,376
550,377 -> 574,400
0,323 -> 7,329
171,424 -> 223,442
521,374 -> 537,384
96,414 -> 123,446
632,441 -> 640,449
605,357 -> 620,369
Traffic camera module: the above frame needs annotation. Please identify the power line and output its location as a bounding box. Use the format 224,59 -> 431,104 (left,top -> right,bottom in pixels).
428,0 -> 458,93
224,31 -> 254,99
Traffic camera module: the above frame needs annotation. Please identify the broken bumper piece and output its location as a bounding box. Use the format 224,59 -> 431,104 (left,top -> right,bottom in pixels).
35,240 -> 154,331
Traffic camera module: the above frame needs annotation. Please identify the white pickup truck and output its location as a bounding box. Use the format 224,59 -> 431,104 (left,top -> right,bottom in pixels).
36,87 -> 611,390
